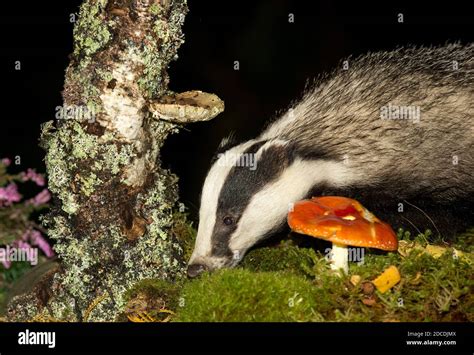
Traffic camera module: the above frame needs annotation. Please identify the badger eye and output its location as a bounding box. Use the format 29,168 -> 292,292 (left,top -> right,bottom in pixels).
223,216 -> 234,226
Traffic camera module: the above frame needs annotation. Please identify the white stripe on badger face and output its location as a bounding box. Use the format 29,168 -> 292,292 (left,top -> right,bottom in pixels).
229,158 -> 361,254
189,140 -> 258,265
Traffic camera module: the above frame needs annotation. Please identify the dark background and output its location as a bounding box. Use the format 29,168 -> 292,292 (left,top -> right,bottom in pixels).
1,0 -> 473,221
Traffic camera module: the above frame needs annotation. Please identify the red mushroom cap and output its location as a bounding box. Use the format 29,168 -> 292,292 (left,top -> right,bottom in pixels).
288,196 -> 398,251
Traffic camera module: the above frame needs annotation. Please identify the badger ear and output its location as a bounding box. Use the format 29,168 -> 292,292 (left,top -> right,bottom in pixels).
217,131 -> 238,153
211,132 -> 239,164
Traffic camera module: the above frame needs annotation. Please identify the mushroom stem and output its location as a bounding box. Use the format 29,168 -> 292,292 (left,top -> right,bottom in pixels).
331,243 -> 348,274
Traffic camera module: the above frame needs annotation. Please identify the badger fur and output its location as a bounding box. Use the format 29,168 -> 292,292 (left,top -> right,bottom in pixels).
187,43 -> 474,278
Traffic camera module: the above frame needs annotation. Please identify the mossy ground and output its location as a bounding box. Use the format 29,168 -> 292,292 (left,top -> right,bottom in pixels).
124,228 -> 473,322
2,226 -> 472,322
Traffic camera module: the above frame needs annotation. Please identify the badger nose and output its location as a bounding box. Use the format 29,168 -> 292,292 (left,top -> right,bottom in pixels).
187,263 -> 207,278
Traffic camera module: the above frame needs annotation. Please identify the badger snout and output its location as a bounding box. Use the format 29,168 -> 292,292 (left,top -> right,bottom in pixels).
186,263 -> 207,278
187,253 -> 239,278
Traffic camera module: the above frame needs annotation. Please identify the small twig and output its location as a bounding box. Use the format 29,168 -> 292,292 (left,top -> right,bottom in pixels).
83,294 -> 107,322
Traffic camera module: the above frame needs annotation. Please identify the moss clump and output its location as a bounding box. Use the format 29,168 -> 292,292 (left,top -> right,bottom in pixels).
241,244 -> 316,276
169,210 -> 196,263
176,269 -> 319,322
125,278 -> 182,311
121,278 -> 184,322
347,247 -> 473,321
452,228 -> 474,253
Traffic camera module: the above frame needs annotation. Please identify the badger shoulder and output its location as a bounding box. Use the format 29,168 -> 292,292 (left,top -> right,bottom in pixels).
258,44 -> 473,196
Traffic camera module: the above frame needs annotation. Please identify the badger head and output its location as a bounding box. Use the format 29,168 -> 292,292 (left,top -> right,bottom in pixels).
187,137 -> 354,277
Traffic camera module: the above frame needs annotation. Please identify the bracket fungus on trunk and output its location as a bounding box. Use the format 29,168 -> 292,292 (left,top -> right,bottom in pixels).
288,196 -> 398,274
149,90 -> 224,123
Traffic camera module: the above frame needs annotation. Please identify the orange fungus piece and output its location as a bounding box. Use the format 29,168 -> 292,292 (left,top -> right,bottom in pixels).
287,196 -> 398,251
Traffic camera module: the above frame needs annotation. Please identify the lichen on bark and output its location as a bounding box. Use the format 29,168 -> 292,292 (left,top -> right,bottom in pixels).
6,0 -> 203,322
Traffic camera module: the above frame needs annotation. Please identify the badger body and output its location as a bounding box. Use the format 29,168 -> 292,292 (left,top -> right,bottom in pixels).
187,44 -> 474,277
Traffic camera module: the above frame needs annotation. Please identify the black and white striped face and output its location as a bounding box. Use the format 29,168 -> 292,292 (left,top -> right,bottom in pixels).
187,138 -> 356,277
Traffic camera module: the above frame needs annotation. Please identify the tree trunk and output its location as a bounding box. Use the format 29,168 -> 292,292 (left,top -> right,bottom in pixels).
7,0 -> 222,322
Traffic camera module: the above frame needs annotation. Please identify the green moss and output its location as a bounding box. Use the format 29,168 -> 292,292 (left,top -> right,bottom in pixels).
176,269 -> 319,322
241,244 -> 316,276
347,246 -> 474,321
118,232 -> 474,322
453,228 -> 474,253
166,227 -> 473,322
125,278 -> 181,310
170,210 -> 196,263
397,228 -> 433,244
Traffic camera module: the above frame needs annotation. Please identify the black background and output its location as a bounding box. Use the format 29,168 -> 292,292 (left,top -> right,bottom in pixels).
1,0 -> 473,223
0,2 -> 473,352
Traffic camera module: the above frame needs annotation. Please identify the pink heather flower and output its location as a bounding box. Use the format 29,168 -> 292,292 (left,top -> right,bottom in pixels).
28,230 -> 54,258
21,168 -> 45,187
20,229 -> 29,241
1,258 -> 11,269
14,240 -> 32,250
0,183 -> 22,206
29,188 -> 51,206
1,158 -> 11,166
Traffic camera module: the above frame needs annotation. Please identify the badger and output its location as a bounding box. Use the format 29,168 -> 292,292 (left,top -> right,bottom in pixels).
187,43 -> 474,278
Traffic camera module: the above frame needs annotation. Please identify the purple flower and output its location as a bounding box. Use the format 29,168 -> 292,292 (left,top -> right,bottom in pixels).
0,183 -> 22,206
14,239 -> 32,250
20,168 -> 46,187
1,258 -> 11,269
28,230 -> 55,258
29,188 -> 51,206
1,157 -> 11,167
